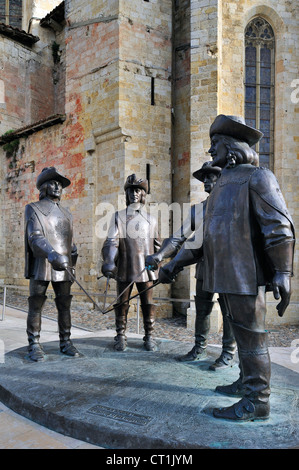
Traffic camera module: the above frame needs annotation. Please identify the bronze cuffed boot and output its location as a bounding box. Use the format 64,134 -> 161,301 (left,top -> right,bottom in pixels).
178,297 -> 214,362
55,295 -> 80,357
114,303 -> 129,351
142,304 -> 157,351
213,322 -> 270,421
27,295 -> 47,362
215,345 -> 245,397
209,296 -> 237,370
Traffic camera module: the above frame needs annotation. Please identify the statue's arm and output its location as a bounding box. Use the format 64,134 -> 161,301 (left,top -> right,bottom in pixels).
152,218 -> 162,253
25,205 -> 54,258
249,169 -> 295,316
158,240 -> 203,284
101,213 -> 119,278
146,203 -> 203,270
25,205 -> 69,271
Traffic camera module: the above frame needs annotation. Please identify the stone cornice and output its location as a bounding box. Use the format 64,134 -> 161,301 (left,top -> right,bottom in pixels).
93,125 -> 132,145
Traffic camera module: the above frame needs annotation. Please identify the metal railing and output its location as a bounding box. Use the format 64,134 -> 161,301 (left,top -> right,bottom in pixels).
0,284 -> 194,334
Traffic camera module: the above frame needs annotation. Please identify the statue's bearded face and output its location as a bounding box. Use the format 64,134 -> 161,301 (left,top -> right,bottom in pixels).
208,134 -> 227,168
46,180 -> 63,200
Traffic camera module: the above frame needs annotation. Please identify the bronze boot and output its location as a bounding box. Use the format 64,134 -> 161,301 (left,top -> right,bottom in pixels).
209,296 -> 237,370
114,303 -> 129,351
55,295 -> 80,357
213,322 -> 270,421
142,304 -> 157,351
27,295 -> 47,362
178,297 -> 213,362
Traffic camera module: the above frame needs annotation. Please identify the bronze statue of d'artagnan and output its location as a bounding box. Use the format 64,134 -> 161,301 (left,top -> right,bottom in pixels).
101,174 -> 161,352
158,115 -> 295,421
146,161 -> 237,370
25,167 -> 80,362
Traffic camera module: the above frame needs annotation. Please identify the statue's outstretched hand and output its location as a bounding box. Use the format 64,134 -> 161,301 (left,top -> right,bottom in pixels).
145,254 -> 161,271
158,260 -> 183,284
272,272 -> 291,317
101,263 -> 116,279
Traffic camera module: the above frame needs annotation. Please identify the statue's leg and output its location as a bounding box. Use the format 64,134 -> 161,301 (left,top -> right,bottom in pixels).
26,279 -> 48,362
114,303 -> 130,351
113,281 -> 132,351
209,294 -> 237,370
178,281 -> 214,362
138,282 -> 157,351
213,288 -> 270,421
53,281 -> 80,357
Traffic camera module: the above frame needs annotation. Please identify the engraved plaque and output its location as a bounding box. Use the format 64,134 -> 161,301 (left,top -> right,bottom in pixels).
87,404 -> 152,426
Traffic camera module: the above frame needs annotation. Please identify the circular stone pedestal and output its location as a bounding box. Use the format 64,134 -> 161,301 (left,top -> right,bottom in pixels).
0,336 -> 298,449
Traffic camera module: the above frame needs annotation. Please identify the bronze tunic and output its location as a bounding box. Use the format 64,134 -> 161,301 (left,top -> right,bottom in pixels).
102,207 -> 161,282
25,198 -> 76,282
203,165 -> 295,295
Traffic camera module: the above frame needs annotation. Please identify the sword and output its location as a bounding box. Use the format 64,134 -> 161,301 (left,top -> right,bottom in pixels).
102,270 -> 146,314
65,266 -> 104,313
102,273 -> 161,314
103,276 -> 110,311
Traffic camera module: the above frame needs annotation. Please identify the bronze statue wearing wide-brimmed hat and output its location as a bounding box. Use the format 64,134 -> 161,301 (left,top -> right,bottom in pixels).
157,114 -> 295,421
146,161 -> 237,369
24,167 -> 80,361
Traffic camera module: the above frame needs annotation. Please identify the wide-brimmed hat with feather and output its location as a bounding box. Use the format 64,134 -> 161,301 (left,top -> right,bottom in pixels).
124,174 -> 148,193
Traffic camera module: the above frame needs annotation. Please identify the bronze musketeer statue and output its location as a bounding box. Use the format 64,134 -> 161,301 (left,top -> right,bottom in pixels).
101,174 -> 161,352
155,115 -> 295,421
25,167 -> 80,362
146,161 -> 237,370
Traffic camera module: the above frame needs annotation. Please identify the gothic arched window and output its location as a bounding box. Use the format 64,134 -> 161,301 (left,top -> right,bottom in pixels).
0,0 -> 22,29
245,17 -> 275,168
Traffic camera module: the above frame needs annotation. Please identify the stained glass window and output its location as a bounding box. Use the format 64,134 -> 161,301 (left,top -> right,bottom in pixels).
0,1 -> 22,29
245,17 -> 275,169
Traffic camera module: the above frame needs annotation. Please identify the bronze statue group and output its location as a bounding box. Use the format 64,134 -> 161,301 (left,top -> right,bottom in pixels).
24,115 -> 295,422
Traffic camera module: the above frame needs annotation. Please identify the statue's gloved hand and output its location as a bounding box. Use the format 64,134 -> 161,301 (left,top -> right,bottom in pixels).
48,252 -> 69,271
102,263 -> 117,279
145,253 -> 161,271
272,271 -> 291,317
158,260 -> 183,284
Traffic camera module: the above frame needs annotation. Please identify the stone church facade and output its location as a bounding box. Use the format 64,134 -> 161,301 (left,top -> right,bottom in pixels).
0,0 -> 298,329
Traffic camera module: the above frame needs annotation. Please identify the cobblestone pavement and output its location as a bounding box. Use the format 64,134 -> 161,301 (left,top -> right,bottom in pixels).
1,290 -> 299,348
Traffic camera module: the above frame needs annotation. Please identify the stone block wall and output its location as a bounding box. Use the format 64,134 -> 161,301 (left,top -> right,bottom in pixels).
216,0 -> 299,326
0,0 -> 298,327
170,0 -> 191,309
116,0 -> 173,310
187,0 -> 220,331
0,36 -> 28,133
0,0 -> 174,317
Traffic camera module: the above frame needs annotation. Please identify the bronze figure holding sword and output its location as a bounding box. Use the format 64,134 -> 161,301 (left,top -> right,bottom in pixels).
101,174 -> 161,352
24,167 -> 82,361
